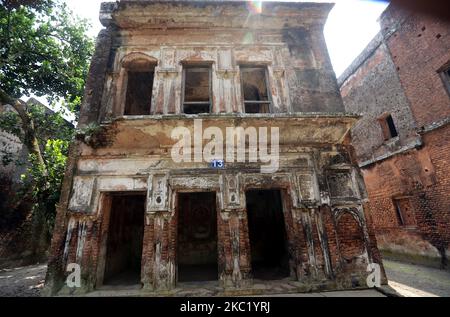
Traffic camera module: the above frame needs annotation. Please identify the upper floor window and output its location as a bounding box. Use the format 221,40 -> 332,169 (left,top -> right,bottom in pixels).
182,65 -> 211,114
240,66 -> 271,113
124,60 -> 155,115
378,113 -> 398,140
438,64 -> 450,96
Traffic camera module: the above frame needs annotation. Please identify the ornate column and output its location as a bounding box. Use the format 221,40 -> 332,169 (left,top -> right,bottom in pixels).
141,173 -> 176,291
218,174 -> 251,287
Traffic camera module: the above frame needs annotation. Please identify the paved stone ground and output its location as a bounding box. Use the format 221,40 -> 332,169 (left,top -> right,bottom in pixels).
1,260 -> 449,297
383,259 -> 450,297
0,264 -> 46,297
253,289 -> 385,297
88,279 -> 385,297
85,288 -> 385,297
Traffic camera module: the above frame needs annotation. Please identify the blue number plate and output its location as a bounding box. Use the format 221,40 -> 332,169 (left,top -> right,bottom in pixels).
210,160 -> 225,169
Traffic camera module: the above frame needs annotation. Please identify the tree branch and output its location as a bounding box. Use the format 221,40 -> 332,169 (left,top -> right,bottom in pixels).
0,88 -> 49,211
0,88 -> 47,174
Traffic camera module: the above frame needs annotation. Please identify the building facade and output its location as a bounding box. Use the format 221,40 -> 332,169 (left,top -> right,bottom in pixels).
339,3 -> 450,268
45,1 -> 384,295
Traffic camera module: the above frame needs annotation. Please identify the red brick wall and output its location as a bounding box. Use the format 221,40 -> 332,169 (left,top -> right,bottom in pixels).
340,5 -> 450,268
382,8 -> 450,127
237,215 -> 251,273
362,201 -> 386,279
217,211 -> 231,275
141,215 -> 155,288
321,206 -> 340,271
336,212 -> 365,260
310,212 -> 325,273
291,210 -> 310,278
419,124 -> 450,254
362,124 -> 450,265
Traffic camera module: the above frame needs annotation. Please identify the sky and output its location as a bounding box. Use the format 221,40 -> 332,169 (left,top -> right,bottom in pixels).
65,0 -> 389,77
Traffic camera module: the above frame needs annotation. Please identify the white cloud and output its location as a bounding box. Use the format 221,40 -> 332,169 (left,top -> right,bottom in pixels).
324,0 -> 388,76
65,0 -> 103,38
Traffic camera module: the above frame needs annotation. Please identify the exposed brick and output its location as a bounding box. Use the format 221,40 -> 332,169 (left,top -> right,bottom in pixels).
339,2 -> 450,268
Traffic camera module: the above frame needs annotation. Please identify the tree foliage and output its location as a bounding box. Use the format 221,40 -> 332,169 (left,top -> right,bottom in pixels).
0,100 -> 75,228
0,0 -> 94,235
22,138 -> 69,232
0,0 -> 94,104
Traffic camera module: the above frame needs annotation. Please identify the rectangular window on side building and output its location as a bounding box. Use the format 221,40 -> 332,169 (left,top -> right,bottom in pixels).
393,197 -> 416,227
378,113 -> 398,141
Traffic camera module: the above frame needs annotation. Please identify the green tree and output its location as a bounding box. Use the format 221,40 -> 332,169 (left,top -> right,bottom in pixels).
0,0 -> 94,234
1,0 -> 93,161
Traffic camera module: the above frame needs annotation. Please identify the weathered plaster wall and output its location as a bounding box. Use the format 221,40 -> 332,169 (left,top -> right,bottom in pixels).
339,36 -> 418,163
48,149 -> 380,293
45,1 -> 383,295
79,1 -> 344,126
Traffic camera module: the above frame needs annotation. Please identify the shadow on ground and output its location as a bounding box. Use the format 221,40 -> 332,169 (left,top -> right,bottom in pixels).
0,264 -> 46,297
1,260 -> 450,297
384,259 -> 450,297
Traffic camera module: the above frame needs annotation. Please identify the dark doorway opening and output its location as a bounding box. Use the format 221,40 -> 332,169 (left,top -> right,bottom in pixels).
246,189 -> 290,280
103,193 -> 145,286
177,192 -> 218,282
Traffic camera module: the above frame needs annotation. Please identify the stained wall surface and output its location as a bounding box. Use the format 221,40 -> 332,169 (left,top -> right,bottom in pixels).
44,1 -> 384,295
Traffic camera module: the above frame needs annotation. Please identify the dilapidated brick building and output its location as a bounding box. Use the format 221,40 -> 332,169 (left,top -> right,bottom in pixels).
339,3 -> 450,269
44,0 -> 384,295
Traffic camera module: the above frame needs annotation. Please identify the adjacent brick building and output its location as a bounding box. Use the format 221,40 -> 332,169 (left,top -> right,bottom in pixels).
44,1 -> 385,295
339,3 -> 450,269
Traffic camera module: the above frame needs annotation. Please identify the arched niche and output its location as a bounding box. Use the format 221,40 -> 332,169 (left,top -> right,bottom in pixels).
115,53 -> 158,116
335,208 -> 366,262
121,52 -> 158,71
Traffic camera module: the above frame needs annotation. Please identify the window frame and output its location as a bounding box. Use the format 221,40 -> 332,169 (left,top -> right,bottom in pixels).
239,65 -> 272,114
181,64 -> 212,114
393,198 -> 405,226
123,69 -> 155,116
392,196 -> 415,227
378,113 -> 398,141
119,54 -> 157,117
